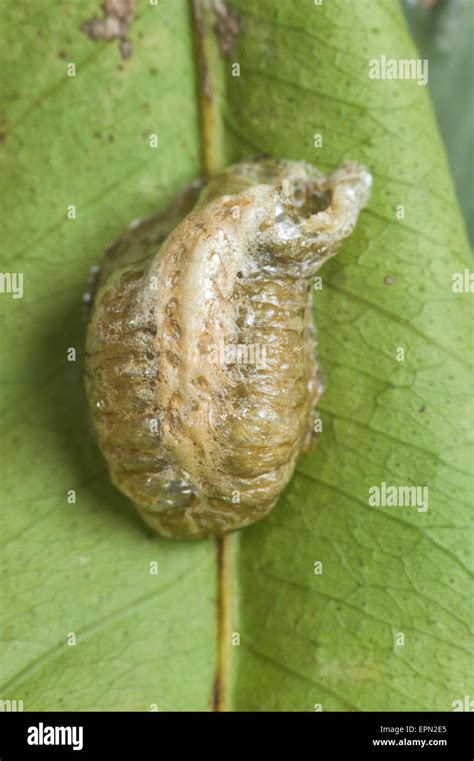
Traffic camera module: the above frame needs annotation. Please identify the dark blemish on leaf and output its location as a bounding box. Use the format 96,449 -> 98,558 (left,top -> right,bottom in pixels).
58,50 -> 68,60
419,405 -> 426,412
119,38 -> 133,60
149,66 -> 158,76
81,0 -> 138,60
384,275 -> 395,285
213,0 -> 242,59
108,134 -> 115,143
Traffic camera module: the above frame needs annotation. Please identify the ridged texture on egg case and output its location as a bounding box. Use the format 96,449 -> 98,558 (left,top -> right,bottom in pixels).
85,158 -> 371,539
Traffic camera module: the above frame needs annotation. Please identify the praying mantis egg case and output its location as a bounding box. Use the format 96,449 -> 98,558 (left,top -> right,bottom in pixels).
85,157 -> 372,539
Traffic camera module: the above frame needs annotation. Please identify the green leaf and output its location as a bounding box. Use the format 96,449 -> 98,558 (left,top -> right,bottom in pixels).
1,0 -> 472,712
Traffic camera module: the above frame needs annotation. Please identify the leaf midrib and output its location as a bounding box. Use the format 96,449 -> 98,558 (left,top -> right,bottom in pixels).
190,0 -> 236,713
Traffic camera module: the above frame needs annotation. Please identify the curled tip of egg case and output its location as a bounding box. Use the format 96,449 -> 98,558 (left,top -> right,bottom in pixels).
84,157 -> 372,539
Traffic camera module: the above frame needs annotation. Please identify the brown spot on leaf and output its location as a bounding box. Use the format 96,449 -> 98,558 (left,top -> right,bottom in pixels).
213,0 -> 242,59
81,0 -> 138,60
119,38 -> 133,59
384,275 -> 395,285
